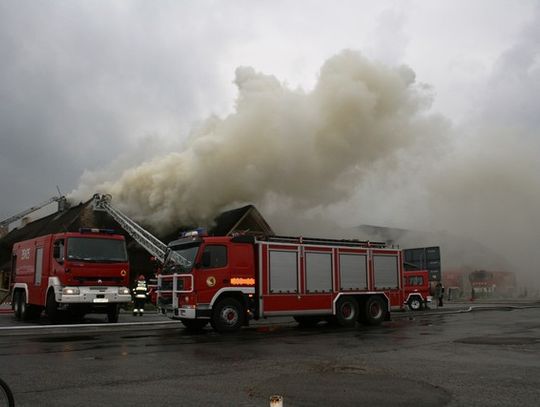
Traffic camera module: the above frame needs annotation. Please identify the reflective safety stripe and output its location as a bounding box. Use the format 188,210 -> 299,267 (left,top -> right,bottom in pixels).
135,294 -> 146,298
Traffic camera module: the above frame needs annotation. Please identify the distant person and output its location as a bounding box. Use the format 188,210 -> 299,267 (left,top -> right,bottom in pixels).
132,274 -> 148,316
435,282 -> 444,307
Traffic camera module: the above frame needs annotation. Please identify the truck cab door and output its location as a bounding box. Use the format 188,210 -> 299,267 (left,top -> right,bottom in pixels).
196,244 -> 229,304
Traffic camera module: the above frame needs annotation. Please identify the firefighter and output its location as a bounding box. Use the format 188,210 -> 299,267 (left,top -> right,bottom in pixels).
132,274 -> 148,316
435,282 -> 444,307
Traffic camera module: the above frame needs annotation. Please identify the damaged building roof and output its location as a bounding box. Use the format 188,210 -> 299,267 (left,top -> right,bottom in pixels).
0,198 -> 274,273
209,204 -> 274,236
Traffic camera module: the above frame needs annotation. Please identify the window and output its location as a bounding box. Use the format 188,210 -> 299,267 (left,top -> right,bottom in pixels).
67,238 -> 127,262
408,276 -> 424,286
202,245 -> 227,268
53,239 -> 65,263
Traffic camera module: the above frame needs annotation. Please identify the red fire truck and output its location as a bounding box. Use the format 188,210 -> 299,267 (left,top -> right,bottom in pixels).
402,269 -> 432,310
11,228 -> 131,322
157,231 -> 433,332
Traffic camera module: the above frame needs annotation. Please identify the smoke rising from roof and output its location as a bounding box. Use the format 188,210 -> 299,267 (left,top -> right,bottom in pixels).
72,50 -> 447,230
71,47 -> 540,289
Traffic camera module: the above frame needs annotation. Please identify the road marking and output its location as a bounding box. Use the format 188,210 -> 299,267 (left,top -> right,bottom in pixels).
0,320 -> 178,331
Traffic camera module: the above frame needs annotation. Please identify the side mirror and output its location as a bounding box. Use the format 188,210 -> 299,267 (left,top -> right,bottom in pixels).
53,246 -> 63,263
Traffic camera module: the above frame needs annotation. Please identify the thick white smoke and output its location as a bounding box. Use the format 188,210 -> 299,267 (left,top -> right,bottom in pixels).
72,50 -> 447,231
71,48 -> 540,290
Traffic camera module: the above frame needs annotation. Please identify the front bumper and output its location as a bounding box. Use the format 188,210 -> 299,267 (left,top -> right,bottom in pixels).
57,286 -> 131,304
160,306 -> 211,320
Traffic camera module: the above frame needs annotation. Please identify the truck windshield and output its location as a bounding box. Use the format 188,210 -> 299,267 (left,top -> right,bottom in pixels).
162,243 -> 200,274
67,238 -> 128,263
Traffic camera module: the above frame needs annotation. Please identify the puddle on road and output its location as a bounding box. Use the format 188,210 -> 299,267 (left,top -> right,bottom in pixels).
33,335 -> 97,343
455,336 -> 540,345
120,334 -> 162,339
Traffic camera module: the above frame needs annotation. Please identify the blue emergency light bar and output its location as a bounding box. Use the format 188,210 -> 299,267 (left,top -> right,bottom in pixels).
181,227 -> 207,238
79,228 -> 116,234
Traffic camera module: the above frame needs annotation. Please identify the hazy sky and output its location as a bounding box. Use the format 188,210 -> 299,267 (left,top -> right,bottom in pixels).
0,1 -> 537,216
1,0 -> 540,282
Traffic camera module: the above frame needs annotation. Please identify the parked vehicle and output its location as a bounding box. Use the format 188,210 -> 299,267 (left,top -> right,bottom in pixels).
157,231 -> 438,332
10,228 -> 131,322
403,269 -> 432,310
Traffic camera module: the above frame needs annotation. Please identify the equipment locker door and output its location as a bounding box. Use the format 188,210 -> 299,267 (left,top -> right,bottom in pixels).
259,243 -> 333,316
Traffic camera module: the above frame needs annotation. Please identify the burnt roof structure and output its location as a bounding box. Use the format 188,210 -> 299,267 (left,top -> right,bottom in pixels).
0,198 -> 274,282
209,204 -> 274,236
0,199 -> 165,281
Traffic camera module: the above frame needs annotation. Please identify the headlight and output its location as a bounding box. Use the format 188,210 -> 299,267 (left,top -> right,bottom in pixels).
118,287 -> 130,295
62,287 -> 80,295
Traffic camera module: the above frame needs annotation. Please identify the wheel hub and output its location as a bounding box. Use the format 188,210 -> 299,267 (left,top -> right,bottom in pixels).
222,307 -> 238,325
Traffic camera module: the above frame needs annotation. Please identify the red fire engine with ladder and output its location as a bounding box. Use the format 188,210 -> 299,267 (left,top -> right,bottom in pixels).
156,231 -> 433,332
91,194 -> 433,332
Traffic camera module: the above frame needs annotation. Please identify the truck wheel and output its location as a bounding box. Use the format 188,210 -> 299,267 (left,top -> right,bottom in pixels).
211,298 -> 244,333
12,291 -> 21,320
362,296 -> 387,326
107,304 -> 119,323
408,296 -> 423,311
19,292 -> 31,320
181,319 -> 208,332
46,291 -> 60,323
293,316 -> 321,328
335,297 -> 358,327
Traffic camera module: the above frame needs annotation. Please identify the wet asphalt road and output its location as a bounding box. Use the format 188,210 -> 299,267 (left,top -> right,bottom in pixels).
0,304 -> 539,407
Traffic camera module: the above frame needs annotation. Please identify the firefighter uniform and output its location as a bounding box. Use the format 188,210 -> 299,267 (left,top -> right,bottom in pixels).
132,276 -> 148,316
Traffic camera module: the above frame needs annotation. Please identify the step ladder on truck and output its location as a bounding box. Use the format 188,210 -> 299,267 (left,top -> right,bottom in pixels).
92,194 -> 191,312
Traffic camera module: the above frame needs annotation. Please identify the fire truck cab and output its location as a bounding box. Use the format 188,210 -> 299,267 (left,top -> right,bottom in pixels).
402,270 -> 432,310
11,228 -> 131,322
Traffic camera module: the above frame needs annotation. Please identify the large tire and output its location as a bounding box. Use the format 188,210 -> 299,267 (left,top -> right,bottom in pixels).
46,290 -> 60,323
335,297 -> 359,327
181,318 -> 208,332
362,296 -> 387,326
210,298 -> 244,333
0,377 -> 15,407
294,316 -> 321,328
408,296 -> 423,311
19,291 -> 32,321
12,291 -> 21,320
107,304 -> 119,323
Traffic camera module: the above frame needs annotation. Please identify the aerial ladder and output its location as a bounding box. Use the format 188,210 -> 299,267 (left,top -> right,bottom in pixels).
0,195 -> 66,233
91,194 -> 190,268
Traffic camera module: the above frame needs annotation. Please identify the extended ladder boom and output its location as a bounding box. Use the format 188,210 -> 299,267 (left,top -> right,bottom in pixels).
0,196 -> 64,228
92,194 -> 191,267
